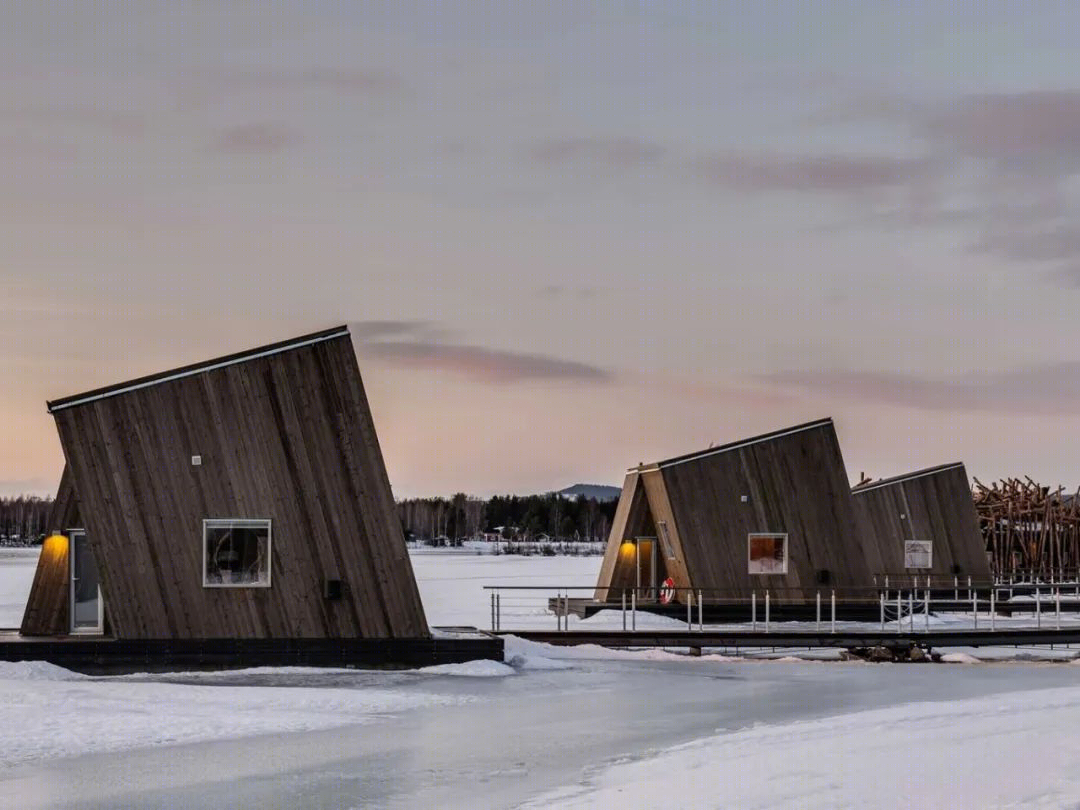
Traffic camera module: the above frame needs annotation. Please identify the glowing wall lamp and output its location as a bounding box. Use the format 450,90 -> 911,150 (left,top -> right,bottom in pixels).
41,533 -> 69,567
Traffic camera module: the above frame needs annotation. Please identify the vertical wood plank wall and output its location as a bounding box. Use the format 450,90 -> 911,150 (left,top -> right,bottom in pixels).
52,333 -> 429,639
660,420 -> 871,602
638,469 -> 694,598
593,472 -> 646,601
596,419 -> 874,603
851,463 -> 991,579
19,467 -> 80,635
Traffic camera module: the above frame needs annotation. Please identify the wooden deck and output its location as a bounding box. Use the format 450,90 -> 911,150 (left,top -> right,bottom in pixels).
0,630 -> 503,674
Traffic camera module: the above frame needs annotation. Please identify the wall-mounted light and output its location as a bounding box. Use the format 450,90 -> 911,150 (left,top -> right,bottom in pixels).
191,455 -> 202,466
741,495 -> 749,503
42,533 -> 68,562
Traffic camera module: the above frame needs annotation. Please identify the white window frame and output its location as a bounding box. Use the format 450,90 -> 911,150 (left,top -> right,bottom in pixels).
904,540 -> 933,570
657,520 -> 677,560
748,532 -> 788,575
68,528 -> 104,634
202,519 -> 273,588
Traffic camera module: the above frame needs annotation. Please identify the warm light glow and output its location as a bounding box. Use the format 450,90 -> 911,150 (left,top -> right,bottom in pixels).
619,540 -> 636,556
42,533 -> 68,561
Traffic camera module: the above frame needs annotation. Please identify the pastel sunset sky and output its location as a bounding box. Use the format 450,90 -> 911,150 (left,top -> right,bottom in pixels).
4,2 -> 1080,497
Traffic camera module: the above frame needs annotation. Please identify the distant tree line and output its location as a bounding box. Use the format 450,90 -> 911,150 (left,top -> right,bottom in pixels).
0,491 -> 619,548
0,495 -> 53,546
397,493 -> 617,543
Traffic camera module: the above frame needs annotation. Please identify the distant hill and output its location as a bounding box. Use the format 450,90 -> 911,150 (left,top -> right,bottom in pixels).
555,484 -> 621,502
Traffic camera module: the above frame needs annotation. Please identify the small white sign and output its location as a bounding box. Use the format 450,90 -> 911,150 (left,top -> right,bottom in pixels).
904,540 -> 932,569
191,455 -> 202,466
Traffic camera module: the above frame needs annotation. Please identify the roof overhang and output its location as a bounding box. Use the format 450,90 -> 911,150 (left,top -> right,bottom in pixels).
47,325 -> 350,413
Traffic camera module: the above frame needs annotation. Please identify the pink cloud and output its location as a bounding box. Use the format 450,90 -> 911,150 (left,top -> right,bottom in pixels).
695,153 -> 929,193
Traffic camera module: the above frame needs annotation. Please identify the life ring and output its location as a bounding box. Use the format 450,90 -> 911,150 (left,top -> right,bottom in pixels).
659,577 -> 676,604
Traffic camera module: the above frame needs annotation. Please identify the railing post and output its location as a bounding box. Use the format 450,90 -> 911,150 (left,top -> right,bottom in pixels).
496,592 -> 501,632
990,587 -> 995,632
622,589 -> 626,631
752,591 -> 757,631
924,589 -> 930,632
972,591 -> 977,630
954,575 -> 958,601
896,591 -> 902,633
879,592 -> 885,631
968,576 -> 972,601
1037,586 -> 1041,628
631,590 -> 636,631
908,590 -> 914,632
697,590 -> 703,631
765,591 -> 771,633
686,590 -> 692,630
816,591 -> 821,631
1057,588 -> 1062,630
491,591 -> 496,633
831,590 -> 836,633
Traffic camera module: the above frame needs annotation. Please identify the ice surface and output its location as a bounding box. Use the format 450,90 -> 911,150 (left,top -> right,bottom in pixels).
6,549 -> 1080,810
0,664 -> 471,764
519,685 -> 1080,809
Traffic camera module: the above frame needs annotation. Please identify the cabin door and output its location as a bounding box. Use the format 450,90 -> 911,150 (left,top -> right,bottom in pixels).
69,530 -> 103,634
636,537 -> 658,601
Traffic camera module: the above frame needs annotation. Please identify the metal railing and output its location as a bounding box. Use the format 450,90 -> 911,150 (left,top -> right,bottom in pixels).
481,583 -> 1080,635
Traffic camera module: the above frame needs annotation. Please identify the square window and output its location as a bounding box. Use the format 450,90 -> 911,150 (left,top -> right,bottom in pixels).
904,540 -> 933,569
748,533 -> 788,575
203,519 -> 272,587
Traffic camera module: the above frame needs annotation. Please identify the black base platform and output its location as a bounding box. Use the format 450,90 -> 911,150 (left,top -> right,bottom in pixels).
507,627 -> 1080,650
0,630 -> 504,674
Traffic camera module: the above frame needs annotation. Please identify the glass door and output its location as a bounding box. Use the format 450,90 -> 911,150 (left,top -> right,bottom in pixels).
635,537 -> 658,601
69,530 -> 103,634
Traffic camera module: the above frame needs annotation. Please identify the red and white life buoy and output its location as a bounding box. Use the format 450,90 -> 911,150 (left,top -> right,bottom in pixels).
659,577 -> 676,604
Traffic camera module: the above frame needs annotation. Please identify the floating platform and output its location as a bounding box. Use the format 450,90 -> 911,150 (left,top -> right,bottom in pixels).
505,627 -> 1080,650
0,629 -> 503,674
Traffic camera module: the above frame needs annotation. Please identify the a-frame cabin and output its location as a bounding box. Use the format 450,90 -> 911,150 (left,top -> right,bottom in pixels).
594,418 -> 877,604
852,462 -> 991,580
20,325 -> 430,640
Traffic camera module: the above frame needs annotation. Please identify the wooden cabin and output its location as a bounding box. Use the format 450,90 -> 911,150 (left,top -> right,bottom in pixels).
20,326 -> 430,640
852,462 -> 991,581
593,418 -> 877,604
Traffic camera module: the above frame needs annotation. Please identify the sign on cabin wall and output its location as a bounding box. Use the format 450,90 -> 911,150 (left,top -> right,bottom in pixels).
904,540 -> 933,569
748,533 -> 788,575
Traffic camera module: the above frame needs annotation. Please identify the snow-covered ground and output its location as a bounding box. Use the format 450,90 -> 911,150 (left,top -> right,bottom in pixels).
0,548 -> 38,628
6,548 -> 1080,808
521,679 -> 1080,809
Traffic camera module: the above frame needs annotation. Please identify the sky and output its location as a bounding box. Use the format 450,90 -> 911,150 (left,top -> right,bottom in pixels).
4,2 -> 1080,498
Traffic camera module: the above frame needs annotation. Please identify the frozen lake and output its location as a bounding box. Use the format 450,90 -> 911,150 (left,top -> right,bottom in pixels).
5,548 -> 1080,808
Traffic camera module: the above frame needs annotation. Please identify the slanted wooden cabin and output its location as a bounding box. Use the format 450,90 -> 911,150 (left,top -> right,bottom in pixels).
593,418 -> 877,604
20,325 -> 430,640
852,462 -> 991,581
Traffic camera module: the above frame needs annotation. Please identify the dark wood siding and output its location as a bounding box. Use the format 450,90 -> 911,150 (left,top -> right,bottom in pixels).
19,467 -> 80,635
52,333 -> 429,639
852,463 -> 991,579
597,420 -> 874,602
